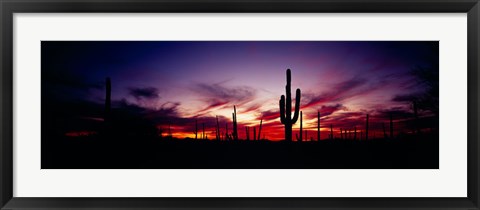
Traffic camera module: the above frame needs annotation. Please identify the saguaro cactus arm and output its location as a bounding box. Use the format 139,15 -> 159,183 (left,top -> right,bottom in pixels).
279,95 -> 285,124
291,89 -> 301,123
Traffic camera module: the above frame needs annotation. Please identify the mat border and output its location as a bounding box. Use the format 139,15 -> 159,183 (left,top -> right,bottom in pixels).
1,0 -> 479,209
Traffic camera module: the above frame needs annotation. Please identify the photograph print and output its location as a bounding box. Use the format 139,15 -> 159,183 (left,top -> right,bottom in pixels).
41,41 -> 439,169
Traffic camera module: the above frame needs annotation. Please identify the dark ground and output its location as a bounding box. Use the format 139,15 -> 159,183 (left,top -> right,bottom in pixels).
42,133 -> 438,169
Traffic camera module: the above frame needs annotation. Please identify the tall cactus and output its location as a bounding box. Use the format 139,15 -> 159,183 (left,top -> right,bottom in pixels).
232,106 -> 238,140
298,111 -> 303,142
225,123 -> 229,141
257,119 -> 263,141
317,111 -> 320,141
279,69 -> 301,141
194,119 -> 198,140
330,124 -> 333,140
168,124 -> 172,138
216,115 -> 220,141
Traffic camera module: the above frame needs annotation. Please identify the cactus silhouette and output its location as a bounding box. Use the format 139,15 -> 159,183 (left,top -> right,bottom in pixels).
245,126 -> 250,141
194,119 -> 198,140
257,119 -> 263,141
279,69 -> 301,141
168,124 -> 172,138
365,114 -> 369,141
330,124 -> 333,140
232,106 -> 238,140
253,127 -> 256,141
317,111 -> 320,141
297,111 -> 303,142
216,115 -> 220,141
225,123 -> 229,141
202,123 -> 205,140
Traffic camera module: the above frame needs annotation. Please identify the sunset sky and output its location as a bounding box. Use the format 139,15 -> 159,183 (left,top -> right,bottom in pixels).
42,41 -> 438,140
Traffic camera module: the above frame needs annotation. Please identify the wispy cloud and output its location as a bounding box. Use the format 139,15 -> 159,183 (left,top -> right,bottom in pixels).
302,77 -> 368,108
192,82 -> 256,114
128,87 -> 160,100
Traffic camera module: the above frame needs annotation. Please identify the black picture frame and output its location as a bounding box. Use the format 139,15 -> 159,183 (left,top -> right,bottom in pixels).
1,0 -> 479,209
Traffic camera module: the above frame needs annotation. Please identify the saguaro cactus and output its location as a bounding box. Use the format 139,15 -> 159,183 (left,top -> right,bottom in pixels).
298,111 -> 303,142
279,69 -> 301,141
225,123 -> 229,141
317,111 -> 320,141
216,116 -> 220,141
194,119 -> 198,140
330,124 -> 333,140
257,119 -> 263,141
168,124 -> 172,138
232,106 -> 238,140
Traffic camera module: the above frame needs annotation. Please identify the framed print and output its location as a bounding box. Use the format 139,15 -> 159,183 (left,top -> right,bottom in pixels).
1,0 -> 479,209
